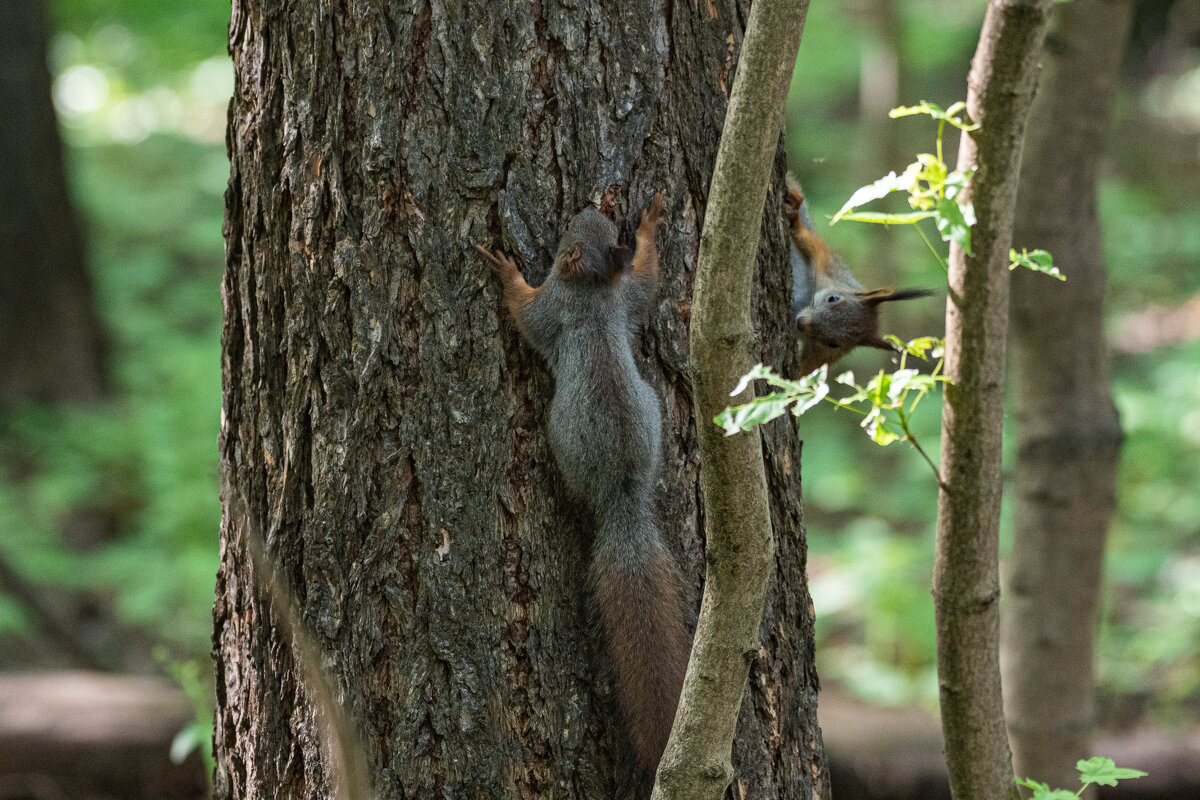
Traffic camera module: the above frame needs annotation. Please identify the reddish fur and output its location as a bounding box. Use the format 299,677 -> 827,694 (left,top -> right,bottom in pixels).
474,245 -> 540,332
784,188 -> 834,280
593,542 -> 690,770
630,194 -> 663,283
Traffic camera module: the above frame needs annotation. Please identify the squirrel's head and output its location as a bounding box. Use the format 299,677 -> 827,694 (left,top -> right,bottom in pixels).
554,207 -> 629,284
798,287 -> 933,351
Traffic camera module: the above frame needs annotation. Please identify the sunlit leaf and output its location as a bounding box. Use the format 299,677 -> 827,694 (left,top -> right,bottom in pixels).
795,381 -> 830,414
890,100 -> 978,131
1077,757 -> 1148,787
729,363 -> 775,397
935,196 -> 973,254
863,407 -> 901,445
834,210 -> 936,225
832,171 -> 916,222
1009,248 -> 1064,280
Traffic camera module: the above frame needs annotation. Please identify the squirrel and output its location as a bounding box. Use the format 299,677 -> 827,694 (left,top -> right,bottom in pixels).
476,193 -> 691,773
784,181 -> 933,375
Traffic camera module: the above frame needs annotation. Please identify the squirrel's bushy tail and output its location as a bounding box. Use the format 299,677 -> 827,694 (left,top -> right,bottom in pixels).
591,495 -> 691,772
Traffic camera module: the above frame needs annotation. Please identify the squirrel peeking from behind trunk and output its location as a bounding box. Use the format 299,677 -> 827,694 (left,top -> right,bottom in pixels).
476,193 -> 690,774
785,180 -> 933,375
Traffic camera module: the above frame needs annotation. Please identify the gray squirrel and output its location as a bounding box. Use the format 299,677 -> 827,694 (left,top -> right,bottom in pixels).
476,193 -> 690,773
785,182 -> 933,375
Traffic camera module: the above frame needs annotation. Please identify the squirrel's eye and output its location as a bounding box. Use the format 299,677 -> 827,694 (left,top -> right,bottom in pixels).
826,294 -> 841,303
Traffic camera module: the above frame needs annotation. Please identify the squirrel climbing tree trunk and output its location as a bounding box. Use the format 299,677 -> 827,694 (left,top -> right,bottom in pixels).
1003,0 -> 1132,793
214,2 -> 826,799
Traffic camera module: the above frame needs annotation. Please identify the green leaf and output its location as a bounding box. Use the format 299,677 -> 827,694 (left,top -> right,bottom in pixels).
832,171 -> 916,222
729,363 -> 776,397
890,101 -> 946,119
1077,757 -> 1148,787
170,722 -> 205,764
935,196 -> 973,254
834,210 -> 936,225
886,369 -> 920,404
943,168 -> 973,198
794,381 -> 830,414
1009,248 -> 1065,280
894,335 -> 943,360
1035,790 -> 1078,800
862,407 -> 901,446
889,99 -> 978,131
716,393 -> 793,435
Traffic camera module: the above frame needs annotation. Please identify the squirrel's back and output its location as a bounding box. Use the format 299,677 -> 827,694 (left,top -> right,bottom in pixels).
482,197 -> 690,773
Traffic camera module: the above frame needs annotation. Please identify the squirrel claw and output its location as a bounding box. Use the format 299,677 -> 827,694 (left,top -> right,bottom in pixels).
783,188 -> 804,226
475,244 -> 517,276
640,192 -> 664,231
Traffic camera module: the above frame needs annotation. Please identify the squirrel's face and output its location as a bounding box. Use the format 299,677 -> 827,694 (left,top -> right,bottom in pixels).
798,288 -> 878,348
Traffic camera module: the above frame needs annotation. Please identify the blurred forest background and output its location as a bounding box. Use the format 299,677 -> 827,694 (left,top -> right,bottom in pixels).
0,0 -> 1197,775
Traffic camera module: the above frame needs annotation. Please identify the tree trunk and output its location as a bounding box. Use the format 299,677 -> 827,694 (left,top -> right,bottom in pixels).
0,0 -> 106,410
214,2 -> 826,799
1003,0 -> 1132,792
933,2 -> 1051,800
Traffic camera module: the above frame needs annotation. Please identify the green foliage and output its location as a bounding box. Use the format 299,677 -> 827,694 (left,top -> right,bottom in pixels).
1009,247 -> 1063,280
717,338 -> 947,480
1016,757 -> 1146,799
0,133 -> 224,661
1,2 -> 226,668
52,0 -> 230,86
810,522 -> 939,705
157,648 -> 215,776
832,101 -> 978,262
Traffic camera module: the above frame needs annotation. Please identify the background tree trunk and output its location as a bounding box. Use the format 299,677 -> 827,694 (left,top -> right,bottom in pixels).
0,0 -> 107,410
215,2 -> 826,799
1003,0 -> 1132,792
933,2 -> 1051,800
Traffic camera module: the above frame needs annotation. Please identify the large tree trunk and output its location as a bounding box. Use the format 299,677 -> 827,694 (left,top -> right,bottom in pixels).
1003,0 -> 1131,792
0,0 -> 107,410
214,2 -> 826,799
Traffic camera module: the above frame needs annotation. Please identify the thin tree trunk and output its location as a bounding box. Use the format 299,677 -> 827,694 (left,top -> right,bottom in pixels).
934,2 -> 1051,800
0,0 -> 107,410
215,2 -> 826,799
1003,0 -> 1132,792
653,1 -> 808,799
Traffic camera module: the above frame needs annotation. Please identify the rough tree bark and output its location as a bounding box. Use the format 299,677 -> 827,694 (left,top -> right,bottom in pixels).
215,2 -> 826,799
933,1 -> 1051,800
655,1 -> 808,798
0,0 -> 107,410
1003,0 -> 1132,792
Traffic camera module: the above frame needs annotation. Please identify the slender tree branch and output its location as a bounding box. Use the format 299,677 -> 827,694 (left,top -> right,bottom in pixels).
652,1 -> 809,798
934,2 -> 1053,799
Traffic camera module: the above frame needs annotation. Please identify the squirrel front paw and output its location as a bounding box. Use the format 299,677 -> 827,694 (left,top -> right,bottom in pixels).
639,192 -> 664,235
475,244 -> 520,280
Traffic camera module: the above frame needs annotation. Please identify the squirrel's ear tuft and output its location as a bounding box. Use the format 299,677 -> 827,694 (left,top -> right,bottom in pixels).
862,287 -> 935,306
607,245 -> 634,280
857,288 -> 897,306
559,243 -> 583,277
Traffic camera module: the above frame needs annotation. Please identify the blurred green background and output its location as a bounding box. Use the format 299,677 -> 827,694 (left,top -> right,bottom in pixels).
1,0 -> 1196,747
